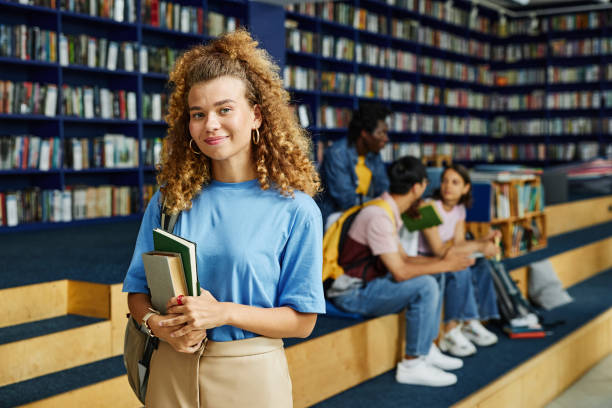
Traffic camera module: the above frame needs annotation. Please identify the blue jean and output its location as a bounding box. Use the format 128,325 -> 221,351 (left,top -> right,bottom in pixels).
332,274 -> 442,356
437,259 -> 500,323
470,258 -> 500,320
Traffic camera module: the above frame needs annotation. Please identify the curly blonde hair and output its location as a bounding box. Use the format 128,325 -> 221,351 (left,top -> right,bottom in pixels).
158,29 -> 320,213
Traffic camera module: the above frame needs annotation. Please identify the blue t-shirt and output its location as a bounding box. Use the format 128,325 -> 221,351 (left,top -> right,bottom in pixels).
123,179 -> 326,341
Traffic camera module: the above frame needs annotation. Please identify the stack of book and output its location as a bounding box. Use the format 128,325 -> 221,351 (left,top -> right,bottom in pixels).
503,324 -> 546,339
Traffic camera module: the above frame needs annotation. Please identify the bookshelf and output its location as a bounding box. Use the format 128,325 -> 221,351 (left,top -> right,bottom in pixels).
466,175 -> 547,259
285,1 -> 612,167
0,0 -> 256,231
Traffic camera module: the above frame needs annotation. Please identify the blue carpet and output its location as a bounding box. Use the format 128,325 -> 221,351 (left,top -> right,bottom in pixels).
0,356 -> 126,407
312,268 -> 612,408
0,220 -> 141,289
0,315 -> 104,345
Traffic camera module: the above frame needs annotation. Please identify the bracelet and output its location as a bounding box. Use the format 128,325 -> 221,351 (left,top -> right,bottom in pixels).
141,308 -> 161,337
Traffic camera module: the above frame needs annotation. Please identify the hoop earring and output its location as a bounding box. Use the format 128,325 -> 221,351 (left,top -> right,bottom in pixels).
252,128 -> 260,145
189,139 -> 201,155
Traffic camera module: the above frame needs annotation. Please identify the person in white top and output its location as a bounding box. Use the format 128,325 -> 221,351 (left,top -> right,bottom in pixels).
419,164 -> 501,357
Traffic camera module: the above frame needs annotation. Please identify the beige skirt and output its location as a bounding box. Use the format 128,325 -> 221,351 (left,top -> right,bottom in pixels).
145,336 -> 293,408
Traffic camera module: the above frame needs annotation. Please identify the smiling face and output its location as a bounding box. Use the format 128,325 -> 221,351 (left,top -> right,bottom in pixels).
188,76 -> 261,171
440,168 -> 470,206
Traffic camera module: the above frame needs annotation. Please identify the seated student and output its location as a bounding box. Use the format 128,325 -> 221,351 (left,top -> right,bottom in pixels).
327,156 -> 475,387
317,103 -> 391,225
419,164 -> 501,357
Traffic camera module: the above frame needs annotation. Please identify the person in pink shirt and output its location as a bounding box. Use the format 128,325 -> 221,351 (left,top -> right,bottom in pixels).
419,164 -> 501,357
328,156 -> 475,387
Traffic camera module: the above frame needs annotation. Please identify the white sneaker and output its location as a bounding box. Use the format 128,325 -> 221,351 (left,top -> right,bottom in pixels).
439,326 -> 477,357
461,320 -> 498,347
426,343 -> 463,370
395,358 -> 457,387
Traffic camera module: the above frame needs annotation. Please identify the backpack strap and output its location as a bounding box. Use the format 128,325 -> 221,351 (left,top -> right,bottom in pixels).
322,198 -> 396,282
160,198 -> 180,233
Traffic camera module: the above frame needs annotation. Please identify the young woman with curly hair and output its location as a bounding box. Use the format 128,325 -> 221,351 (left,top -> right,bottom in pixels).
123,29 -> 325,407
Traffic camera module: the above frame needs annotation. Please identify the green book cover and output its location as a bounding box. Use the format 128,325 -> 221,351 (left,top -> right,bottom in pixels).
401,204 -> 443,232
152,228 -> 200,296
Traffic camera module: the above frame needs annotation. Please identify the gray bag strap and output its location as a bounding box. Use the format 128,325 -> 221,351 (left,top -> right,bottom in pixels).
160,197 -> 180,233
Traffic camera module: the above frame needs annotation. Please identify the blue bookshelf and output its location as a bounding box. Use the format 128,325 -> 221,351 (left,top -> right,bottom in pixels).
285,0 -> 611,166
0,0 -> 292,232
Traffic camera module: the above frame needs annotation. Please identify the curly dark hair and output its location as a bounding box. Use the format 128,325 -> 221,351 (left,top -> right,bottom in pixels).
432,164 -> 473,208
157,29 -> 320,213
347,103 -> 392,144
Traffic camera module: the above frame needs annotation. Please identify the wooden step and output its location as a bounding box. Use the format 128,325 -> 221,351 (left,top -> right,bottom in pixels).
0,280 -> 111,329
0,315 -> 112,387
0,356 -> 139,408
1,281 -> 68,328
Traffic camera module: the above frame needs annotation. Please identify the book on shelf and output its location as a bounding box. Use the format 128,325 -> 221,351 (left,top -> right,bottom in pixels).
401,203 -> 443,232
142,251 -> 188,313
153,228 -> 199,297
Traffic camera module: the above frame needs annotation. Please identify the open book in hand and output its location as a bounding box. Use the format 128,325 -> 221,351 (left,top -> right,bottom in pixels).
152,228 -> 200,297
401,204 -> 443,232
142,251 -> 188,313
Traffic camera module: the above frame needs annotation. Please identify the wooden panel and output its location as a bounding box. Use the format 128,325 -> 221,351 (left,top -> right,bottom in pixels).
110,284 -> 130,356
476,377 -> 522,408
520,350 -> 559,407
20,375 -> 141,408
454,308 -> 612,408
0,281 -> 67,328
509,267 -> 528,298
546,196 -> 612,237
0,322 -> 112,387
552,238 -> 612,289
287,313 -> 402,408
67,280 -> 110,319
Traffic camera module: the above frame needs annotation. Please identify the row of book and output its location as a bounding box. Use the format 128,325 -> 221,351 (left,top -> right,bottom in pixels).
59,35 -> 137,71
207,11 -> 240,38
140,0 -> 203,34
502,117 -> 608,136
550,38 -> 612,58
419,57 -> 492,85
506,218 -> 545,257
490,90 -> 604,111
494,69 -> 545,86
63,134 -> 138,169
417,0 -> 492,34
61,0 -> 137,23
320,36 -> 354,61
8,0 -> 56,7
0,24 -> 57,62
0,81 -> 58,117
494,65 -> 612,87
1,134 -> 163,171
142,92 -> 169,122
286,1 -> 492,35
0,184 -> 145,227
0,23 -> 184,75
548,65 -> 601,84
376,142 -> 607,163
493,38 -> 612,63
0,136 -> 61,171
498,11 -> 610,37
416,25 -> 490,60
61,85 -> 137,120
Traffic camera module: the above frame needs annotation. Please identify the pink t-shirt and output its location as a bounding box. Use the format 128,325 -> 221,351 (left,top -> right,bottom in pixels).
347,192 -> 402,256
418,199 -> 466,254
